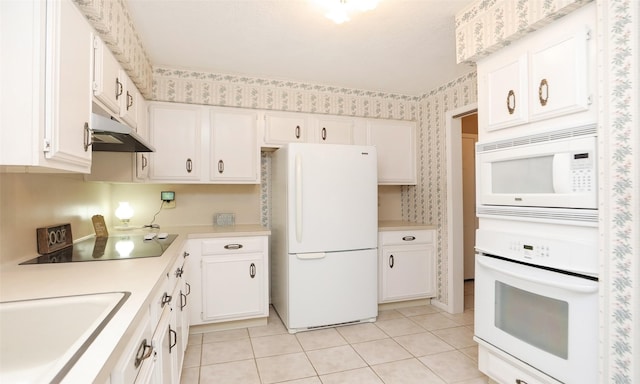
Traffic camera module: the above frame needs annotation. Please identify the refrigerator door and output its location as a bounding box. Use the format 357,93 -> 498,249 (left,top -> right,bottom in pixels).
286,144 -> 378,254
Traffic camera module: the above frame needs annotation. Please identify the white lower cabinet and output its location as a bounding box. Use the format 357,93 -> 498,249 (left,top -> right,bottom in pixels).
378,229 -> 436,303
111,249 -> 190,384
188,236 -> 269,325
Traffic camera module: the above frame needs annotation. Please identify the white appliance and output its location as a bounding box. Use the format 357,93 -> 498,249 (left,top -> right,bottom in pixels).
474,221 -> 598,384
271,143 -> 378,333
476,124 -> 597,225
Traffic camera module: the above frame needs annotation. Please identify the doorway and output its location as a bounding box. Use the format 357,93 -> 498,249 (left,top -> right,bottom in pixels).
443,103 -> 477,314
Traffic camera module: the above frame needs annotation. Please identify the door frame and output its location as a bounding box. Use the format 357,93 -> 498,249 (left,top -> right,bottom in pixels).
444,103 -> 477,314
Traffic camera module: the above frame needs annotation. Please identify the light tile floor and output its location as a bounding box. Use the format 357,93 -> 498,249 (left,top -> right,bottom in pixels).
181,281 -> 487,384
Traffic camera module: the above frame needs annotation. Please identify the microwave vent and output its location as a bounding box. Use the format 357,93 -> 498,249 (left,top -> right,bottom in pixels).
477,206 -> 598,225
477,124 -> 597,153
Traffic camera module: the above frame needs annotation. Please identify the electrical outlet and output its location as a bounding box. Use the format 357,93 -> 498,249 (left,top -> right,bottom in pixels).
161,191 -> 176,209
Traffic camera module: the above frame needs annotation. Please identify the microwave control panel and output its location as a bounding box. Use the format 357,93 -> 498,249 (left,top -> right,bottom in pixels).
570,151 -> 594,192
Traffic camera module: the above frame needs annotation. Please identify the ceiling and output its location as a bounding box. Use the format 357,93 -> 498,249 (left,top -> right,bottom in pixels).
126,0 -> 476,96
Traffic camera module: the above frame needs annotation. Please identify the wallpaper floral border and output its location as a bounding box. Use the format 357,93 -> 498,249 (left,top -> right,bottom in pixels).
598,1 -> 638,382
455,0 -> 593,63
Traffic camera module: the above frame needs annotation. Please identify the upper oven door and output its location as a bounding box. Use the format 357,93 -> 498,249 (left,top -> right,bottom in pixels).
474,253 -> 598,383
477,132 -> 597,209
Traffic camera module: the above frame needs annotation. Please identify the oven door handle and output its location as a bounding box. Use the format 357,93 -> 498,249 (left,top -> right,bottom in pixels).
477,256 -> 598,294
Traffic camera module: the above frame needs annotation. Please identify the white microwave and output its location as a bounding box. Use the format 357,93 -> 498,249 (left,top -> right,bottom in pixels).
477,125 -> 597,211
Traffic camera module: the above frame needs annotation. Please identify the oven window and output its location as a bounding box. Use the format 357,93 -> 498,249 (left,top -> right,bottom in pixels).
495,281 -> 568,359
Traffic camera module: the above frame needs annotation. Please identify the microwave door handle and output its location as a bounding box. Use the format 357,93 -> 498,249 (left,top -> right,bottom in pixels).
477,256 -> 598,294
552,153 -> 572,193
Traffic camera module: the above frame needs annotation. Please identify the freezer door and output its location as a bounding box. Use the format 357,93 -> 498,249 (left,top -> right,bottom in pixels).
287,249 -> 378,330
286,144 -> 378,254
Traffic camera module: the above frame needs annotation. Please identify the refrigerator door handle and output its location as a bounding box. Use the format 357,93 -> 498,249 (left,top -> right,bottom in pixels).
295,153 -> 303,243
296,252 -> 326,260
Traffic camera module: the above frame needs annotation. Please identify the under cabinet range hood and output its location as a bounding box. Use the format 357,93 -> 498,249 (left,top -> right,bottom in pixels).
90,113 -> 154,152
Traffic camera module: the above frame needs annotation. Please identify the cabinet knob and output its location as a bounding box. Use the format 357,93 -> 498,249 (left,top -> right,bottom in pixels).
141,155 -> 148,170
186,158 -> 193,173
183,251 -> 190,258
126,91 -> 134,110
83,122 -> 93,152
218,159 -> 224,174
321,127 -> 327,141
295,125 -> 301,139
249,262 -> 256,278
389,255 -> 394,268
506,89 -> 516,115
538,78 -> 549,106
161,292 -> 172,307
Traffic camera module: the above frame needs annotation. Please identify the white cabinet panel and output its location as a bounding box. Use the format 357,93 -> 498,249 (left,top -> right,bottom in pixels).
93,36 -> 121,115
367,120 -> 417,185
315,116 -> 354,144
148,104 -> 202,181
210,108 -> 259,183
264,112 -> 309,145
482,54 -> 529,131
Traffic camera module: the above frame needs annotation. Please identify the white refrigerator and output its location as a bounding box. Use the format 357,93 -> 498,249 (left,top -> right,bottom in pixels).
271,143 -> 378,333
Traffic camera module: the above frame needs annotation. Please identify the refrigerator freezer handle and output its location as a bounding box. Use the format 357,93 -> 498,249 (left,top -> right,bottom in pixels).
295,153 -> 303,243
296,253 -> 326,260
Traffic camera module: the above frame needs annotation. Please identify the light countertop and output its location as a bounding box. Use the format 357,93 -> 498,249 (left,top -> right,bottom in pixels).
0,224 -> 270,383
378,221 -> 436,231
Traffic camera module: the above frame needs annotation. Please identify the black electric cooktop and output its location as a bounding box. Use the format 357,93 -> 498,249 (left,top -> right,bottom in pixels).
21,234 -> 178,264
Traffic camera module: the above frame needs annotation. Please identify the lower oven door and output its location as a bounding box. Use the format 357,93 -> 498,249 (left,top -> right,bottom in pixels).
475,253 -> 598,383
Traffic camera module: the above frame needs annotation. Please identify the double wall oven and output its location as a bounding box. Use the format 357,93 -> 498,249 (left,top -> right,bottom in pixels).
474,125 -> 599,383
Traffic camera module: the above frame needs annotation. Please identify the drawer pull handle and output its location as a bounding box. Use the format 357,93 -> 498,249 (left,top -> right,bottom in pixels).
180,290 -> 187,310
183,251 -> 190,258
134,338 -> 153,368
185,282 -> 191,296
218,159 -> 224,173
168,325 -> 177,353
186,158 -> 193,173
161,292 -> 172,307
224,244 -> 243,250
249,262 -> 256,278
402,236 -> 416,241
389,255 -> 394,268
175,267 -> 183,278
515,380 -> 528,384
321,127 -> 327,141
115,77 -> 123,100
295,125 -> 301,139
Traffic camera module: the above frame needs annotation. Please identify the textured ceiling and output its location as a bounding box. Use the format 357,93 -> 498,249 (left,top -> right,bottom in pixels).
127,0 -> 476,96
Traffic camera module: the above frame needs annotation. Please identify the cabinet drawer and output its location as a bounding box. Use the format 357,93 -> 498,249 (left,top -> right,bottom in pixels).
379,230 -> 433,246
201,236 -> 265,255
110,310 -> 153,384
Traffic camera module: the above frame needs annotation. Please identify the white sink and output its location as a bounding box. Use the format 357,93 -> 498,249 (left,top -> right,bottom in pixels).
0,292 -> 129,383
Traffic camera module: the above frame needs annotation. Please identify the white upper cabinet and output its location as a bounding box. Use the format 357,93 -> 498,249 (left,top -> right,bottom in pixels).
367,120 -> 417,185
314,116 -> 355,145
92,36 -> 121,115
1,0 -> 93,173
210,108 -> 260,183
118,71 -> 139,129
263,112 -> 310,145
477,2 -> 595,137
148,103 -> 202,182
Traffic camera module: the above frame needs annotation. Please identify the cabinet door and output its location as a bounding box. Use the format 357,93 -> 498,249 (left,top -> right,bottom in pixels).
380,245 -> 435,302
135,96 -> 149,180
44,0 -> 93,171
528,28 -> 591,122
119,71 -> 138,129
315,116 -> 354,144
367,120 -> 416,185
480,53 -> 529,132
210,108 -> 259,183
92,36 -> 121,115
149,104 -> 201,181
201,255 -> 266,321
264,112 -> 309,145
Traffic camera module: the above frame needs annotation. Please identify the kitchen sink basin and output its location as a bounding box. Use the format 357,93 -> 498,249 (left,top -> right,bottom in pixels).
0,291 -> 129,383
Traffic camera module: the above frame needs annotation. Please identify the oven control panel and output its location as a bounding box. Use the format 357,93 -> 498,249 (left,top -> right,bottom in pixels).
476,228 -> 598,276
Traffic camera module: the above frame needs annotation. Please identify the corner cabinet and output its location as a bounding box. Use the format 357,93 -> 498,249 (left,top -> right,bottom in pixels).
1,0 -> 93,173
477,2 -> 596,136
378,228 -> 436,303
188,236 -> 269,325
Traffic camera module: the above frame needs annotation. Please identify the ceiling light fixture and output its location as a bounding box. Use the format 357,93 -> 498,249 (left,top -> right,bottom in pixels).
313,0 -> 381,24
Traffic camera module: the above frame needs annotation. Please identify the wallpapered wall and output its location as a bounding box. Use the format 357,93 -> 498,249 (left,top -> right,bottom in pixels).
456,0 -> 639,382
